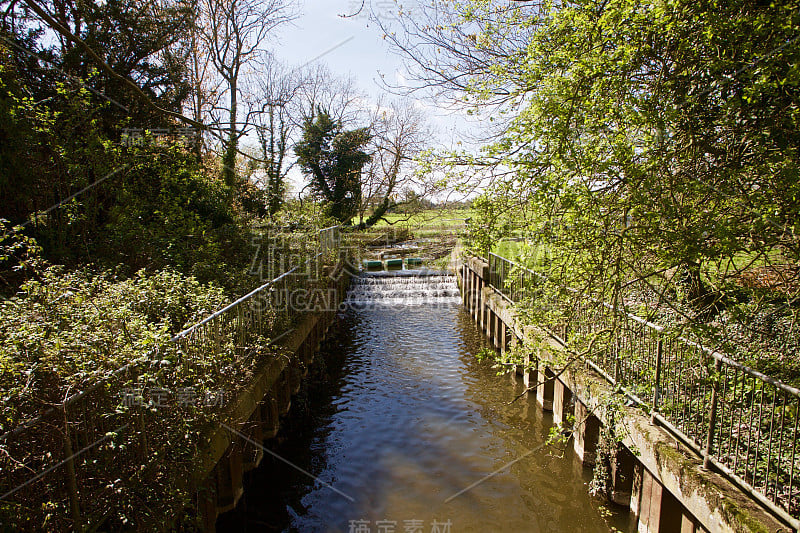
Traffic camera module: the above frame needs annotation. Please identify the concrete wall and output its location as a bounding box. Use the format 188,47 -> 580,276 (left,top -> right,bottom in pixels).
455,253 -> 790,533
190,267 -> 352,531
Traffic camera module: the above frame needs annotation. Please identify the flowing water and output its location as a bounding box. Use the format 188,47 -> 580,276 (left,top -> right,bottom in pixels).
218,271 -> 631,532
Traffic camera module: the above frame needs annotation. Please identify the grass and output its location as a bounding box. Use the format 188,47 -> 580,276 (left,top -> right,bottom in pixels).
353,208 -> 472,228
493,239 -> 525,260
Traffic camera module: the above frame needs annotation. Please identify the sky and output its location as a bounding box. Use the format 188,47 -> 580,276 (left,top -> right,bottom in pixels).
263,0 -> 485,198
272,1 -> 405,98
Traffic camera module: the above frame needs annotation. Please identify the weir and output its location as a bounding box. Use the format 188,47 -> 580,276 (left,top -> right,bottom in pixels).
217,267 -> 632,531
344,270 -> 462,306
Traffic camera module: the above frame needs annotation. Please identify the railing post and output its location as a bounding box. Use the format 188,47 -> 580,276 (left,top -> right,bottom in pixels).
703,357 -> 723,470
62,407 -> 82,530
499,256 -> 505,295
651,338 -> 663,424
212,316 -> 220,359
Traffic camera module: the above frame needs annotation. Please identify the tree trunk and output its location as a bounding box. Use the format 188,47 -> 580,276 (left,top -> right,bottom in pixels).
223,79 -> 238,193
365,197 -> 392,227
682,259 -> 718,318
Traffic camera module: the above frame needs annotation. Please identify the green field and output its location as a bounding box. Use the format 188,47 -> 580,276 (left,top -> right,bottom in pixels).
353,208 -> 472,228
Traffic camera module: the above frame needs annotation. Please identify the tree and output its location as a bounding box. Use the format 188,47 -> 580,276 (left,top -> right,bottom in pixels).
296,64 -> 363,126
294,107 -> 371,224
249,59 -> 305,217
2,0 -> 196,130
197,0 -> 295,192
0,0 -> 198,237
387,0 -> 800,365
358,100 -> 430,227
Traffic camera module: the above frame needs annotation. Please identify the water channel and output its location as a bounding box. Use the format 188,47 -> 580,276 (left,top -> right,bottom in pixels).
217,272 -> 631,532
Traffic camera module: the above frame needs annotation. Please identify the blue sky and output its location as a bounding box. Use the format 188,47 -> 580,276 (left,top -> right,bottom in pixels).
272,1 -> 405,98
270,0 -> 474,144
266,1 -> 487,198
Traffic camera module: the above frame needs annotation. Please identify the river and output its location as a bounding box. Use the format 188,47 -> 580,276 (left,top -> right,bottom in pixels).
217,272 -> 630,532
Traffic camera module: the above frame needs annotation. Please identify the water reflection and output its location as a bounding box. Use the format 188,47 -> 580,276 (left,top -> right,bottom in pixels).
218,302 -> 630,532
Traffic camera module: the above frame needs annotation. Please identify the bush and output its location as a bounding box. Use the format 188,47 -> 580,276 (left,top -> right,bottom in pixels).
0,265 -> 227,433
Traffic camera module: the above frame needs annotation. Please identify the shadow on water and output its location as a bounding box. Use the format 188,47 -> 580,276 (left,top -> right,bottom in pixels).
217,299 -> 635,532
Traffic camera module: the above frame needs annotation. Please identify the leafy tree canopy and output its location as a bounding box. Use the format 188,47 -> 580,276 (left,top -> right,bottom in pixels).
389,0 -> 800,367
295,107 -> 371,223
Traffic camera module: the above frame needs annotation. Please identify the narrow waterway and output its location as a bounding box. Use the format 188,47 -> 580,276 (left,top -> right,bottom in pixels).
218,272 -> 630,532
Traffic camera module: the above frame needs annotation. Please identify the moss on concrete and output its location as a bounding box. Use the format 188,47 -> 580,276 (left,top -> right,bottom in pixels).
464,267 -> 791,533
652,440 -> 784,533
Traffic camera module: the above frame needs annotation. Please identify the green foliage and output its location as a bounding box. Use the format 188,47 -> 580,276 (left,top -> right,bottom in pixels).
588,394 -> 636,500
414,0 -> 800,374
0,51 -> 251,290
0,6 -> 323,529
464,194 -> 512,257
98,144 -> 251,288
0,265 -> 228,432
273,198 -> 339,230
295,107 -> 372,223
0,45 -> 45,226
0,220 -> 46,291
0,23 -> 255,291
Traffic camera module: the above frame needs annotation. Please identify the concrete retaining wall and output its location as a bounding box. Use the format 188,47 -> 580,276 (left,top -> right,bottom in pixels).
456,252 -> 790,533
189,267 -> 351,531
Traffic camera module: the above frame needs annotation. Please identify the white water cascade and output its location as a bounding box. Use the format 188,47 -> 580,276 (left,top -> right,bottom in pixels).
344,270 -> 461,307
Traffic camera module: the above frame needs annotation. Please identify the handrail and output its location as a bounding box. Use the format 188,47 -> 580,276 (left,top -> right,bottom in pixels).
486,252 -> 800,398
482,250 -> 800,527
1,249 -> 329,442
172,253 -> 321,341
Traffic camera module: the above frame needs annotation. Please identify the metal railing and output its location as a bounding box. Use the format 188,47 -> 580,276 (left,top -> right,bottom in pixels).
318,225 -> 341,260
485,251 -> 800,528
0,229 -> 343,530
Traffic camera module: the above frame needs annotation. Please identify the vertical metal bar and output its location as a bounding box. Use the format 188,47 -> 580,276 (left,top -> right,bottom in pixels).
651,338 -> 663,424
764,385 -> 778,498
62,408 -> 82,529
688,347 -> 698,439
703,358 -> 722,470
745,374 -> 757,484
666,339 -> 675,417
501,257 -> 506,297
755,379 -> 767,489
773,393 -> 787,501
213,316 -> 220,359
718,363 -> 729,460
676,343 -> 685,429
496,256 -> 501,294
732,367 -> 744,474
788,398 -> 799,516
